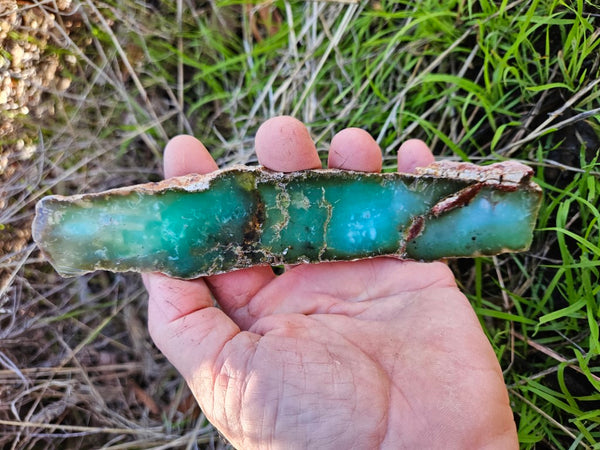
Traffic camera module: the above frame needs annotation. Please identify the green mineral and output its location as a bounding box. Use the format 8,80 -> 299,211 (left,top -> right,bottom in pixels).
32,161 -> 542,279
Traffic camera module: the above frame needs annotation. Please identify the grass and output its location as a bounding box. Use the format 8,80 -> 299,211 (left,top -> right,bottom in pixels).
1,0 -> 599,448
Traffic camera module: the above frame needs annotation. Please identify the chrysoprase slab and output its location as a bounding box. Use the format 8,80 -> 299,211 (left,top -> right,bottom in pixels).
32,161 -> 542,279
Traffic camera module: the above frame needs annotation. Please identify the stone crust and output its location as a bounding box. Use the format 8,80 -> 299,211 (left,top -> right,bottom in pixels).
42,160 -> 541,203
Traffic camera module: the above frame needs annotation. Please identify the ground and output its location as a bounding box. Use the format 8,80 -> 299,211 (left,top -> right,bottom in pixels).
0,1 -> 599,448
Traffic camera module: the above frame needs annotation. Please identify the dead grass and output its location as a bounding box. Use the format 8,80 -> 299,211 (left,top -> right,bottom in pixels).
1,1 -> 227,448
1,0 -> 599,448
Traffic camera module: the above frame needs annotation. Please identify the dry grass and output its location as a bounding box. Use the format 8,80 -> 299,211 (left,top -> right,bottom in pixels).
1,1 -> 226,448
1,0 -> 599,448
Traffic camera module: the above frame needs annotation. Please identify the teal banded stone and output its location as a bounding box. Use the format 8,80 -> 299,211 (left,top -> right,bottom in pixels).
32,161 -> 542,279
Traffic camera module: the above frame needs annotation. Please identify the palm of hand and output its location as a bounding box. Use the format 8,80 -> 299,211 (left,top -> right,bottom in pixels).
144,117 -> 518,449
211,259 -> 513,448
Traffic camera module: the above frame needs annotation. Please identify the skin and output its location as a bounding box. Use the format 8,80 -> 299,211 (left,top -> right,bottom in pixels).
142,116 -> 519,449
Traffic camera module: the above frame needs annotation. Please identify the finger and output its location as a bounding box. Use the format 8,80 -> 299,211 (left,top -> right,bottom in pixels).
145,135 -> 244,377
254,116 -> 322,171
144,135 -> 218,328
397,139 -> 435,174
396,139 -> 450,267
206,116 -> 321,328
153,134 -> 275,329
328,127 -> 382,172
143,273 -> 240,381
163,134 -> 218,177
250,136 -> 433,317
205,265 -> 276,328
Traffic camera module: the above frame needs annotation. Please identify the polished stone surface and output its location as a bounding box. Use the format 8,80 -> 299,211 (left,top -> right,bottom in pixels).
33,161 -> 542,279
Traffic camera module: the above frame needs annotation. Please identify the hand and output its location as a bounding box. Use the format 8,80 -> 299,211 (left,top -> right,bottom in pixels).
143,116 -> 518,449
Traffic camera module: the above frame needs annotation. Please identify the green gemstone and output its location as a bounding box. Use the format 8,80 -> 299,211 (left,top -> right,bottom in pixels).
32,162 -> 542,279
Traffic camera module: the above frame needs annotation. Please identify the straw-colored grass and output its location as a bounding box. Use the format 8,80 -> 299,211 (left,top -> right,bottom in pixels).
1,0 -> 599,448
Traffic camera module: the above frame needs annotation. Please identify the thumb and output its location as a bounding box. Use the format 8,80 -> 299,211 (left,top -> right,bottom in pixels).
144,273 -> 240,380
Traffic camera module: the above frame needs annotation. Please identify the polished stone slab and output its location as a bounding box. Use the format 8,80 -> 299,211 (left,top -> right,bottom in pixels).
33,161 -> 542,279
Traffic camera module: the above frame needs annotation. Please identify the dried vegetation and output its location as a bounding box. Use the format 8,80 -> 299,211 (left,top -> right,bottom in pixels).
1,0 -> 599,448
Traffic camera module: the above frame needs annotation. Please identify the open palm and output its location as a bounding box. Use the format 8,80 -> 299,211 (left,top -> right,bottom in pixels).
143,117 -> 518,449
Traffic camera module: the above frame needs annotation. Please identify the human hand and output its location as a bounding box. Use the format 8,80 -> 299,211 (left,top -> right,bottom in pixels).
143,116 -> 518,449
